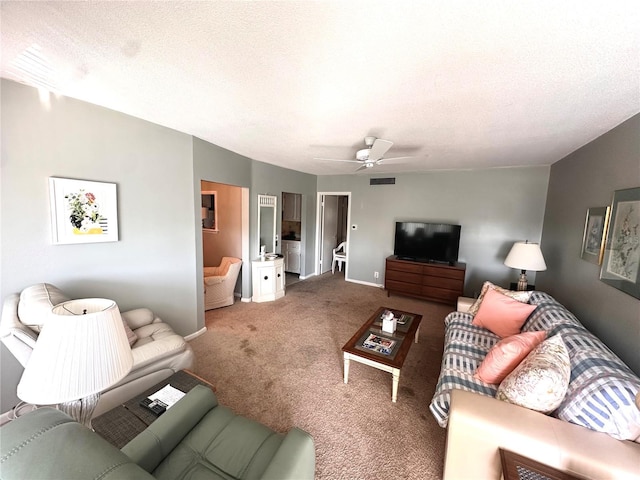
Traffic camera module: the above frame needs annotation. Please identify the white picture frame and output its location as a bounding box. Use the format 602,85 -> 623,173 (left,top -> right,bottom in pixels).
49,177 -> 118,244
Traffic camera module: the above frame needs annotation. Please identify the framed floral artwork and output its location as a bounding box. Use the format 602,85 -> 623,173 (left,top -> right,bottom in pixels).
599,187 -> 640,299
580,206 -> 610,265
49,177 -> 118,244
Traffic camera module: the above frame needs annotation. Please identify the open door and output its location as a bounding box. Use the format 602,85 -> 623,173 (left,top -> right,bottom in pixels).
320,195 -> 338,274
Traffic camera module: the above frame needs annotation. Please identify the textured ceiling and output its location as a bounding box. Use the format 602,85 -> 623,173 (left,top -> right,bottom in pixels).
1,1 -> 639,175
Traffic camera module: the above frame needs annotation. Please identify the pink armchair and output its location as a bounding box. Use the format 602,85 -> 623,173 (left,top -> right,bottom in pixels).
204,257 -> 242,310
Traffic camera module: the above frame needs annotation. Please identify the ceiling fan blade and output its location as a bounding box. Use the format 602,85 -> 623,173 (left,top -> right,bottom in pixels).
355,163 -> 373,172
314,157 -> 361,164
368,139 -> 393,161
377,156 -> 415,164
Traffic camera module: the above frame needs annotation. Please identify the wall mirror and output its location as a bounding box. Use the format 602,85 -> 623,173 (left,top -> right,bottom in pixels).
257,194 -> 277,255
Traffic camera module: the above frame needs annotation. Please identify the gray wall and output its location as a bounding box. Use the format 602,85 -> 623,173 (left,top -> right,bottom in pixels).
538,114 -> 640,375
192,137 -> 252,325
1,79 -> 201,411
318,166 -> 550,296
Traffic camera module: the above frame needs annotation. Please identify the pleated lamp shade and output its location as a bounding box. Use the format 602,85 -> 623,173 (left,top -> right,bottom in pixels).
17,298 -> 133,405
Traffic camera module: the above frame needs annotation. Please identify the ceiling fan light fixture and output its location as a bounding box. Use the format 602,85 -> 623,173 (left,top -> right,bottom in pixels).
356,148 -> 370,161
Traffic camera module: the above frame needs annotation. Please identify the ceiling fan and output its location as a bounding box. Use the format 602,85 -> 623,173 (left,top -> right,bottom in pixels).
314,136 -> 413,171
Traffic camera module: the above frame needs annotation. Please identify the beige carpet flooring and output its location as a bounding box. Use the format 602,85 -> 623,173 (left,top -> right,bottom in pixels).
189,272 -> 453,479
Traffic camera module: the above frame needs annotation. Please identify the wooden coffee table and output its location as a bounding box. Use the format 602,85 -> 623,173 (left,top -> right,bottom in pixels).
342,307 -> 422,402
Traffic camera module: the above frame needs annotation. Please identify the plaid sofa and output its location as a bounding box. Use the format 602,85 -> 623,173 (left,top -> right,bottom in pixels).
429,291 -> 640,441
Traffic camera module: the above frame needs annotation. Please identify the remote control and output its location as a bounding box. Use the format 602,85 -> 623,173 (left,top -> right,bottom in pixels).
139,397 -> 168,415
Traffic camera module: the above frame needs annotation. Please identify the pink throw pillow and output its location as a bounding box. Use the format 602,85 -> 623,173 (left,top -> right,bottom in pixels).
472,288 -> 537,338
475,331 -> 547,384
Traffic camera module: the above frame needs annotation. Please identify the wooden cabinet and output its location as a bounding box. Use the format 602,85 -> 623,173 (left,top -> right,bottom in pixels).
385,256 -> 466,305
282,240 -> 301,274
252,257 -> 285,303
282,193 -> 301,221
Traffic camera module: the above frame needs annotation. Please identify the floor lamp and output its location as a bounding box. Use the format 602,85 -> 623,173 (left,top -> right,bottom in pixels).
504,241 -> 547,291
17,298 -> 133,429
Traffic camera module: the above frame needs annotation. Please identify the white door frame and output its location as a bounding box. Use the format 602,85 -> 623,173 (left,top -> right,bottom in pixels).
315,191 -> 351,280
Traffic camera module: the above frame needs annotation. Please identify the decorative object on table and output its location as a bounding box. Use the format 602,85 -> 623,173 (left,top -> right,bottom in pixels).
504,241 -> 547,291
49,177 -> 118,244
581,206 -> 611,265
361,333 -> 396,355
599,187 -> 640,299
17,298 -> 133,428
381,309 -> 396,334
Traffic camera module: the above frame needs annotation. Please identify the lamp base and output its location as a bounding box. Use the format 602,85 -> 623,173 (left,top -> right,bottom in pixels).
59,393 -> 100,429
516,270 -> 529,291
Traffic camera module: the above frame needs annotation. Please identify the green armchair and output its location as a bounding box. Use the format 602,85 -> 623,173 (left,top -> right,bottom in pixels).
0,385 -> 315,480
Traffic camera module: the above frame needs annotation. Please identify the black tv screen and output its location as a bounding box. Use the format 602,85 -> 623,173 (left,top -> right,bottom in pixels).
394,222 -> 461,264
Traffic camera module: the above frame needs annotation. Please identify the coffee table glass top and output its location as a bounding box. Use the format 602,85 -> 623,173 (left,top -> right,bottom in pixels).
342,307 -> 422,370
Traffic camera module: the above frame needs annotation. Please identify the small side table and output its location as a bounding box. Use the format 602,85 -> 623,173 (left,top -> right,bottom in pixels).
92,370 -> 215,448
500,449 -> 582,480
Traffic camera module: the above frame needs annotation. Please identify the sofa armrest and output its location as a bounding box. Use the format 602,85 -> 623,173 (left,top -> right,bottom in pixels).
444,389 -> 640,480
204,275 -> 225,286
0,408 -> 153,480
122,385 -> 218,473
261,427 -> 315,480
456,296 -> 474,313
1,293 -> 37,366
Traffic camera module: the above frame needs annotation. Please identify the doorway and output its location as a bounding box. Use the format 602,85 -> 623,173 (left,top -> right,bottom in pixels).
200,180 -> 248,298
316,192 -> 350,278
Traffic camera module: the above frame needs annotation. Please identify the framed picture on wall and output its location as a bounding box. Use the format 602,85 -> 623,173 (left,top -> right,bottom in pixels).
599,187 -> 640,299
580,206 -> 610,265
49,177 -> 119,244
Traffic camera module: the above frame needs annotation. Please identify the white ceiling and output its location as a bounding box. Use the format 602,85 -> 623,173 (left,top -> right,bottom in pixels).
2,1 -> 639,175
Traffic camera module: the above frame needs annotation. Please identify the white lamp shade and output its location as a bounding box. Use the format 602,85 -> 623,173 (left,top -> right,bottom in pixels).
17,298 -> 133,405
504,242 -> 547,271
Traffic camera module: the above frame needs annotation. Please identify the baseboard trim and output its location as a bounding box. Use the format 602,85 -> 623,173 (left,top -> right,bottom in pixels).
184,327 -> 207,341
347,278 -> 384,288
299,273 -> 316,280
241,297 -> 252,303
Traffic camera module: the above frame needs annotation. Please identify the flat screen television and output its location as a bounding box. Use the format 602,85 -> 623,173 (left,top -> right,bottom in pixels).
394,222 -> 461,264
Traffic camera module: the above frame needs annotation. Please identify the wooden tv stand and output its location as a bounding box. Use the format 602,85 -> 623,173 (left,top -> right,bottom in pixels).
385,256 -> 466,305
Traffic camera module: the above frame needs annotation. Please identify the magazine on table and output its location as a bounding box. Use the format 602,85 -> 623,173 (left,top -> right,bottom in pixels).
362,333 -> 396,355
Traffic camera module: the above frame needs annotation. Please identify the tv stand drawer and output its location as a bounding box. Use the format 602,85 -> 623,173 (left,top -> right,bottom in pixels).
385,256 -> 466,306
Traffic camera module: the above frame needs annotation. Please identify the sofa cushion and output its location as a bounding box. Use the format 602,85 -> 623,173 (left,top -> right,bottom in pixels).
475,330 -> 547,384
496,334 -> 571,414
523,292 -> 640,441
467,281 -> 533,316
472,289 -> 537,338
17,283 -> 70,332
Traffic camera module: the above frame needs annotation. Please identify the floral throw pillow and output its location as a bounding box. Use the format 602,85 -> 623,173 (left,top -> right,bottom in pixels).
467,281 -> 533,316
496,334 -> 570,414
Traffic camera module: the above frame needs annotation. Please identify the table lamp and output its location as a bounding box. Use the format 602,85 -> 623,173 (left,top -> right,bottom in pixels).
504,241 -> 547,291
17,298 -> 133,428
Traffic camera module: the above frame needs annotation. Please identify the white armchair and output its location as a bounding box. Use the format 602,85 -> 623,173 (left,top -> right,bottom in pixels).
332,242 -> 347,274
0,283 -> 194,417
204,257 -> 242,310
